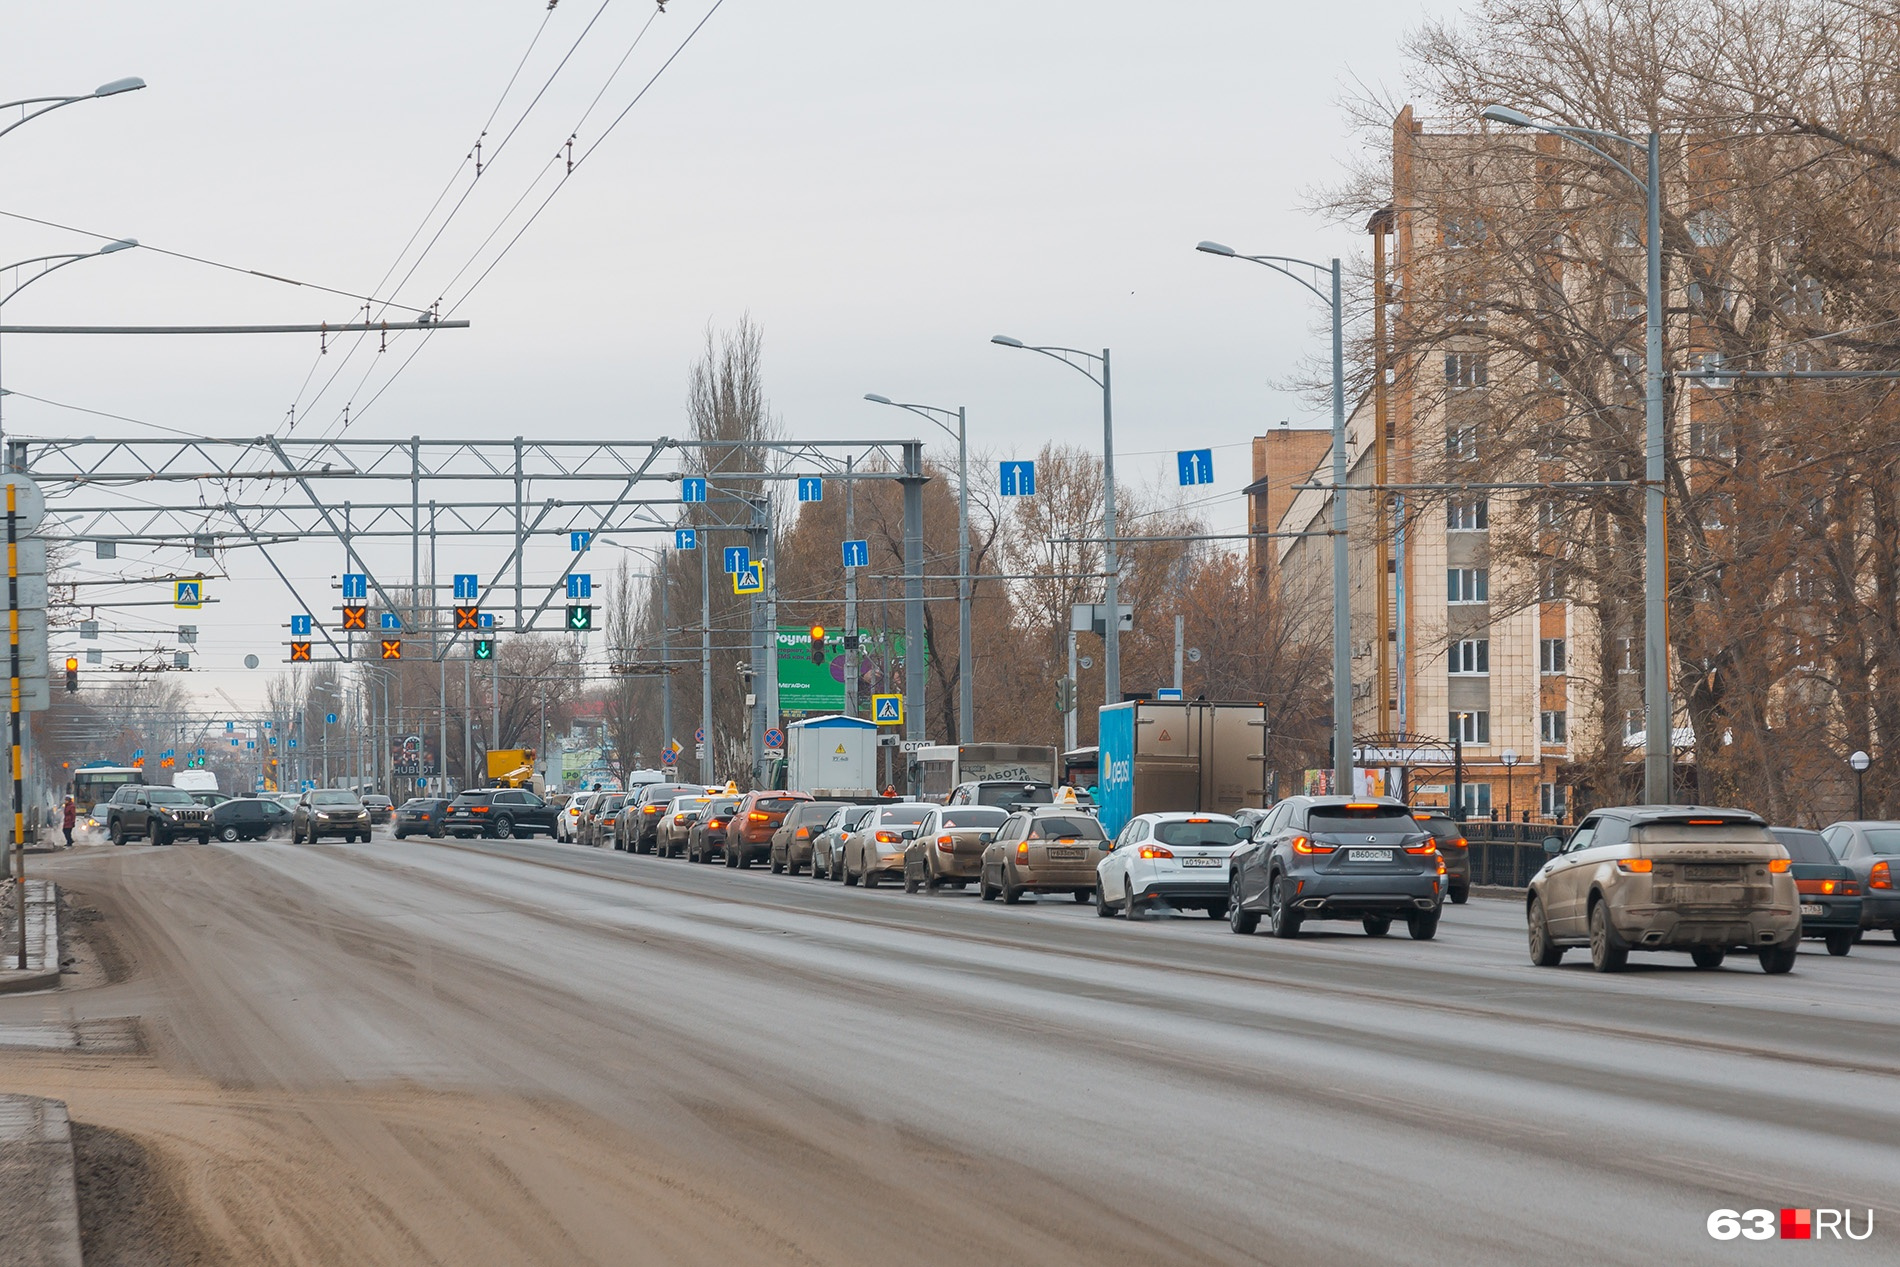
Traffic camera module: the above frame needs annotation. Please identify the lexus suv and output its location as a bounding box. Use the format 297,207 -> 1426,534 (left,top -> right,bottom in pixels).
105,784 -> 213,846
1527,806 -> 1800,973
1228,797 -> 1445,940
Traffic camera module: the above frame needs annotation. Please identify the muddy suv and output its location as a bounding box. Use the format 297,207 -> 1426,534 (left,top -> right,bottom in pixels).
106,784 -> 212,846
1527,806 -> 1800,973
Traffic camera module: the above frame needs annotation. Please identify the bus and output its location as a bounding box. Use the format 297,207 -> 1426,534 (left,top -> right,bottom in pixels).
910,744 -> 1058,802
71,764 -> 145,815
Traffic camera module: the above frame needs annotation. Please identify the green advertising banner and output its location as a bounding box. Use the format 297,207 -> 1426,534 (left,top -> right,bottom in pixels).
776,626 -> 918,717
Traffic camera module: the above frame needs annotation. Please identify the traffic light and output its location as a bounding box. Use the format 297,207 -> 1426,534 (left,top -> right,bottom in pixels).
473,637 -> 495,661
809,625 -> 827,664
64,656 -> 78,693
380,639 -> 402,660
566,604 -> 594,632
455,606 -> 481,630
1055,675 -> 1076,715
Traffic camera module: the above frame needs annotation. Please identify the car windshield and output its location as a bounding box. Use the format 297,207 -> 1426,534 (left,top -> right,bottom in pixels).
792,802 -> 846,825
879,807 -> 934,826
600,796 -> 625,811
1154,819 -> 1241,847
1863,828 -> 1900,856
976,784 -> 1052,807
752,797 -> 803,813
1310,806 -> 1416,834
310,791 -> 359,807
707,799 -> 741,814
1633,823 -> 1777,845
149,789 -> 197,806
1771,828 -> 1833,863
940,809 -> 1007,829
1028,815 -> 1105,841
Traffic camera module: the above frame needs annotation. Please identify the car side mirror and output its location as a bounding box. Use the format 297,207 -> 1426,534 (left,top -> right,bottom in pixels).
1543,836 -> 1564,854
979,832 -> 994,844
1097,841 -> 1113,852
900,828 -> 917,840
1233,824 -> 1250,840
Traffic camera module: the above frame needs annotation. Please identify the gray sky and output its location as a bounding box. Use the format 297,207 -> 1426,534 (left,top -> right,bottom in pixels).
2,0 -> 1445,719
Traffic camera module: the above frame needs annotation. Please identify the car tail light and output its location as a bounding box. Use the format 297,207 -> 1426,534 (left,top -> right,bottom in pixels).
937,834 -> 955,852
749,812 -> 771,821
1615,858 -> 1653,873
1017,841 -> 1029,857
710,818 -> 728,829
1768,858 -> 1791,874
471,806 -> 489,814
1291,835 -> 1334,854
1796,878 -> 1846,895
1138,844 -> 1174,859
1453,837 -> 1467,849
1437,857 -> 1446,875
644,805 -> 660,814
674,814 -> 689,824
1871,860 -> 1892,890
1404,842 -> 1437,855
876,830 -> 904,844
1186,817 -> 1210,823
1345,803 -> 1379,809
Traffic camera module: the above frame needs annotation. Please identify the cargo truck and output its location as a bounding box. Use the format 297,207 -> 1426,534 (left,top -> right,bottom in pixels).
1096,700 -> 1270,837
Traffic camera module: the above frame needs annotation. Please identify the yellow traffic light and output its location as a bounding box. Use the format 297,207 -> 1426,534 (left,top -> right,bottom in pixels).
809,626 -> 827,665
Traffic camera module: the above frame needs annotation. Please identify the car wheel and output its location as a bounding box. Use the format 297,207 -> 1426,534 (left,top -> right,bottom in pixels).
1228,877 -> 1260,935
1207,903 -> 1228,920
980,870 -> 998,902
153,828 -> 170,848
1758,938 -> 1799,974
725,846 -> 739,868
1450,886 -> 1469,905
1587,900 -> 1628,972
1826,931 -> 1855,956
198,835 -> 210,845
1268,873 -> 1301,939
110,820 -> 126,846
923,869 -> 940,894
1527,896 -> 1564,967
219,826 -> 240,842
1094,884 -> 1116,917
1362,917 -> 1391,937
772,854 -> 785,875
1406,910 -> 1439,941
1001,870 -> 1022,904
1124,881 -> 1143,920
904,869 -> 920,894
494,815 -> 516,840
1690,947 -> 1726,969
395,830 -> 408,840
844,863 -> 859,887
863,867 -> 880,889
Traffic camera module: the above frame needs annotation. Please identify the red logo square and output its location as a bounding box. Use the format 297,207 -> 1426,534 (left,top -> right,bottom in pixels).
1781,1209 -> 1811,1240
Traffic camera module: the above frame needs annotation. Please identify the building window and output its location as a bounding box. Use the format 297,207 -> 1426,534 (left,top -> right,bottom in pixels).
1609,289 -> 1644,321
1448,568 -> 1489,604
1451,710 -> 1491,744
1539,638 -> 1567,674
1688,353 -> 1736,390
1446,426 -> 1479,461
1541,709 -> 1568,743
1447,497 -> 1488,531
1445,352 -> 1489,390
1789,569 -> 1818,601
1624,710 -> 1644,741
1617,636 -> 1639,673
1685,210 -> 1733,246
1614,349 -> 1644,378
1450,639 -> 1490,675
1538,563 -> 1565,602
1459,784 -> 1493,817
1539,783 -> 1567,820
1689,419 -> 1735,455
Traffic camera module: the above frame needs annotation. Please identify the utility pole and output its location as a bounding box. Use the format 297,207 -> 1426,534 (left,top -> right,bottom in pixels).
699,533 -> 714,783
660,546 -> 672,762
844,457 -> 858,718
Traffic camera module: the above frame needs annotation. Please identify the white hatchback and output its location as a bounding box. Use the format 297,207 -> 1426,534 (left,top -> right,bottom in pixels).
557,793 -> 597,842
1096,812 -> 1249,920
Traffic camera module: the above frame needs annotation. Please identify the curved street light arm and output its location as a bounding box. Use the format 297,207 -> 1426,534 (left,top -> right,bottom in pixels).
1490,116 -> 1648,197
996,340 -> 1105,389
1,253 -> 97,308
1231,254 -> 1336,308
866,396 -> 959,443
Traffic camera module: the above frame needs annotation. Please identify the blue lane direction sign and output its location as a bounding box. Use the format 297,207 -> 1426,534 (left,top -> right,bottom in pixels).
342,573 -> 369,600
1177,449 -> 1215,486
1000,460 -> 1036,496
681,477 -> 707,504
566,574 -> 592,599
381,612 -> 402,631
723,546 -> 750,575
570,531 -> 592,552
842,539 -> 870,569
675,528 -> 697,551
290,614 -> 313,637
225,721 -> 234,732
797,477 -> 823,503
454,574 -> 479,600
478,612 -> 495,629
288,738 -> 297,749
325,713 -> 338,725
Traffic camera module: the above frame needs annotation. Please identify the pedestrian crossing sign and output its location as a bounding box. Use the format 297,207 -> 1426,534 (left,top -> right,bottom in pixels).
733,563 -> 764,595
174,580 -> 202,609
872,694 -> 904,725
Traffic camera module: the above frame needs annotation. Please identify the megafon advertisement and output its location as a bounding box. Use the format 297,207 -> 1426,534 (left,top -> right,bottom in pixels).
776,627 -> 918,717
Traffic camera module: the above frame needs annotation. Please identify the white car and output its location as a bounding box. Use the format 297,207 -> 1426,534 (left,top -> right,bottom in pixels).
1095,811 -> 1249,920
557,792 -> 597,842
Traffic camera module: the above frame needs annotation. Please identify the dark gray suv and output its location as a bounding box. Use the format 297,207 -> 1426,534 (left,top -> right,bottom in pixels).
1228,796 -> 1445,940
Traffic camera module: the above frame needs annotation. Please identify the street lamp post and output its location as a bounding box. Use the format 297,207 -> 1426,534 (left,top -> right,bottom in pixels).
1481,105 -> 1672,806
0,241 -> 139,451
1850,749 -> 1871,820
991,338 -> 1121,708
0,77 -> 145,144
865,394 -> 973,744
1501,748 -> 1519,833
1452,711 -> 1469,822
1196,243 -> 1352,796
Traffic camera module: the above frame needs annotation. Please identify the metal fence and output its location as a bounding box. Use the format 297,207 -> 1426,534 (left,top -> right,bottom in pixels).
1464,824 -> 1575,888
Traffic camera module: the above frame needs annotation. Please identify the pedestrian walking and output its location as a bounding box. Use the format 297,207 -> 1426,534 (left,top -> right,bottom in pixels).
61,796 -> 76,847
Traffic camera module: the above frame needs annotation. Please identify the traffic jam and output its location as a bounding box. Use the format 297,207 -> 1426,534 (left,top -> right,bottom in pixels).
376,700 -> 1892,976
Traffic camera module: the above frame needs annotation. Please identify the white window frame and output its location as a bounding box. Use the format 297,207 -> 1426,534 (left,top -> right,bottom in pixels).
1539,783 -> 1567,819
1446,425 -> 1479,461
1444,352 -> 1489,390
1617,636 -> 1639,673
1539,638 -> 1567,674
1448,568 -> 1490,604
1449,639 -> 1490,676
1624,710 -> 1644,740
1459,784 -> 1493,817
1540,709 -> 1568,743
1447,497 -> 1489,532
1451,711 -> 1491,744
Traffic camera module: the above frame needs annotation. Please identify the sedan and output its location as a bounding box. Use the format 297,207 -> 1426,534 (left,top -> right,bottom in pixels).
979,808 -> 1107,904
1820,821 -> 1900,941
687,796 -> 743,864
581,793 -> 627,849
209,797 -> 290,842
1772,827 -> 1862,955
813,805 -> 878,881
726,791 -> 813,869
394,797 -> 451,840
842,804 -> 936,888
555,792 -> 597,842
656,795 -> 714,858
1096,812 -> 1247,919
1411,811 -> 1471,904
361,794 -> 395,825
770,801 -> 851,874
903,805 -> 1008,893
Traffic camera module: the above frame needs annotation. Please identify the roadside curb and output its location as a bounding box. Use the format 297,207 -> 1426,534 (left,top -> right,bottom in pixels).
0,1095 -> 85,1267
1469,885 -> 1525,901
0,880 -> 61,995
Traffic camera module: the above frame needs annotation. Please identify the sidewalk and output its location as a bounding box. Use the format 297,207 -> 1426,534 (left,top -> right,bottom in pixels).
0,1096 -> 85,1267
0,880 -> 61,995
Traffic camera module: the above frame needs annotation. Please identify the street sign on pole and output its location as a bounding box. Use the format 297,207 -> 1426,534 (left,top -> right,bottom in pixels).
764,728 -> 784,749
797,477 -> 823,502
570,531 -> 592,552
454,574 -> 479,600
173,580 -> 203,609
566,574 -> 592,599
342,573 -> 368,600
724,546 -> 750,575
733,563 -> 763,595
1000,461 -> 1036,496
872,694 -> 904,726
675,528 -> 697,550
1176,449 -> 1215,486
841,539 -> 869,569
290,615 -> 312,637
380,612 -> 402,631
681,477 -> 707,503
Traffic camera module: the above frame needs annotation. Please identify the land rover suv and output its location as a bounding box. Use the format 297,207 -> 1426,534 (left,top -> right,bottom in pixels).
105,784 -> 212,846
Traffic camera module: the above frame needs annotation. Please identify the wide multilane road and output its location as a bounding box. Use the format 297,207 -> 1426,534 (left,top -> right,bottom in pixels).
4,831 -> 1896,1265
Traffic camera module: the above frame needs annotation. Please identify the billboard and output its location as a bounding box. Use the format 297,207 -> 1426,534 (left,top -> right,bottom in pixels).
776,627 -> 919,717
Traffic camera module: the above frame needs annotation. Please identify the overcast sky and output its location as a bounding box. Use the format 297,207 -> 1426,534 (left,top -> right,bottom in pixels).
2,0 -> 1448,724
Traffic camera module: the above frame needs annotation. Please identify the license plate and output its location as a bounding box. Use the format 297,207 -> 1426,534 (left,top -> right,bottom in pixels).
1182,857 -> 1222,867
1800,903 -> 1824,917
1046,848 -> 1085,861
1351,849 -> 1392,863
1686,864 -> 1741,879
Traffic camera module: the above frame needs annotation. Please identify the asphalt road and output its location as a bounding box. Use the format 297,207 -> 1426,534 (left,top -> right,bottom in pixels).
5,831 -> 1898,1265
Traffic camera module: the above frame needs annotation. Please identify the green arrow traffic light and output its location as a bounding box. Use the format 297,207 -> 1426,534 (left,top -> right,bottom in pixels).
566,604 -> 594,632
473,638 -> 495,660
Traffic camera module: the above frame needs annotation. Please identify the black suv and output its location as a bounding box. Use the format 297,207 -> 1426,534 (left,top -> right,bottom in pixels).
1229,796 -> 1445,940
106,785 -> 212,846
209,797 -> 290,842
442,788 -> 559,840
1410,811 -> 1471,904
626,782 -> 707,852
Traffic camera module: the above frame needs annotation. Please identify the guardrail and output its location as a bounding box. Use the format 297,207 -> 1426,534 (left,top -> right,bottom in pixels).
1463,825 -> 1574,888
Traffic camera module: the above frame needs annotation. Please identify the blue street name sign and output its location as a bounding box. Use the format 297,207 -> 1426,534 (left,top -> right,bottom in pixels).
342,573 -> 368,600
724,546 -> 750,575
675,528 -> 697,551
681,477 -> 707,503
454,574 -> 479,600
1177,449 -> 1215,486
797,477 -> 823,503
842,539 -> 869,569
1000,460 -> 1036,496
